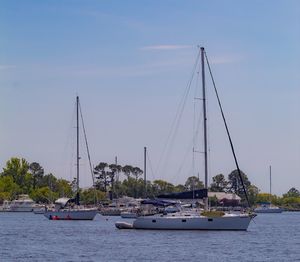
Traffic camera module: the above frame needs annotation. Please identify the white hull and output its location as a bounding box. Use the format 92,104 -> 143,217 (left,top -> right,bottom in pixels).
44,209 -> 97,220
130,213 -> 252,231
6,195 -> 35,212
121,212 -> 138,219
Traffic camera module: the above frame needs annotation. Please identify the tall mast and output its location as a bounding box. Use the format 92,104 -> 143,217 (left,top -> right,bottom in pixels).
76,96 -> 80,205
269,165 -> 272,201
201,47 -> 208,210
144,147 -> 147,198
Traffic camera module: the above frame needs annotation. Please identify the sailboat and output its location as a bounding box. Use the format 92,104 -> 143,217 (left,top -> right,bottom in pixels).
254,166 -> 283,213
44,96 -> 97,220
116,47 -> 255,230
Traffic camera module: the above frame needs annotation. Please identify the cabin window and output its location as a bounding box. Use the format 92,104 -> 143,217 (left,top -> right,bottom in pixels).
208,218 -> 213,222
182,219 -> 186,222
152,220 -> 156,223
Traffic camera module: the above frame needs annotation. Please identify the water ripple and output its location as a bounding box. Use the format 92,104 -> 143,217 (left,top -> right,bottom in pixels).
0,212 -> 299,261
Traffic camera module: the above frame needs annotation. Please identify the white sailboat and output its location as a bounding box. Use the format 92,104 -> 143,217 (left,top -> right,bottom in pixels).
254,166 -> 283,213
116,47 -> 255,230
44,198 -> 97,220
129,212 -> 252,230
44,96 -> 97,220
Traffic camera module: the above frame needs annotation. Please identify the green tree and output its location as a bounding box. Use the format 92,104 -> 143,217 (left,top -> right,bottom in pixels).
255,193 -> 273,203
132,167 -> 143,198
56,179 -> 73,198
29,162 -> 44,189
210,174 -> 228,192
81,188 -> 106,205
40,173 -> 58,192
94,162 -> 109,192
174,184 -> 186,192
152,180 -> 175,195
108,164 -> 120,198
185,176 -> 204,191
23,173 -> 34,193
122,176 -> 138,197
228,170 -> 251,196
112,164 -> 122,198
247,184 -> 259,206
281,196 -> 300,210
1,157 -> 29,187
114,180 -> 126,197
0,192 -> 10,203
122,165 -> 133,180
283,187 -> 300,198
30,186 -> 58,203
0,176 -> 21,201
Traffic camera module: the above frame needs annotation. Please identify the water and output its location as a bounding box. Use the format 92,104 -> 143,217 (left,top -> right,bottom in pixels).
0,212 -> 299,262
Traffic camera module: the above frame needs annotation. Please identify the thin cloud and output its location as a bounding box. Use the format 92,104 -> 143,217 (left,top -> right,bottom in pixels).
141,45 -> 192,51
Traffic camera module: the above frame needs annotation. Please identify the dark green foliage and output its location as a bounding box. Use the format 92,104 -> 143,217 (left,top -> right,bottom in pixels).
185,176 -> 204,191
0,157 -> 73,204
210,174 -> 228,192
29,162 -> 44,189
227,169 -> 252,205
1,157 -> 300,209
283,187 -> 300,198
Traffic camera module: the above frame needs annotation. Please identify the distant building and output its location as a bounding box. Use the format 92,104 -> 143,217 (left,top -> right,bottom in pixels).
208,192 -> 241,206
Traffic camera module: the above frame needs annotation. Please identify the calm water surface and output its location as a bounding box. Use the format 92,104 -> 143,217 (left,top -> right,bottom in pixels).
0,212 -> 299,261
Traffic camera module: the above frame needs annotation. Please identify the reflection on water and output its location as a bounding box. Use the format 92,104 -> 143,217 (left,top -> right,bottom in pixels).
0,212 -> 299,261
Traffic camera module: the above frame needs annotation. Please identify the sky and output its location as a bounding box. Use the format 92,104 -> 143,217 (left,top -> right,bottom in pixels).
0,0 -> 299,195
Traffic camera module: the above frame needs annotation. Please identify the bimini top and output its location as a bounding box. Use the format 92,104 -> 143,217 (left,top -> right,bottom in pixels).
55,198 -> 71,207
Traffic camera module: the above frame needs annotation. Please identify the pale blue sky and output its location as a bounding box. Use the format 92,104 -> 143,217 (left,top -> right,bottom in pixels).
1,0 -> 299,195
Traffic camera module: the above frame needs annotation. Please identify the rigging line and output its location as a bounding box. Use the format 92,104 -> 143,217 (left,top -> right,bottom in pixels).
193,60 -> 202,174
146,151 -> 156,181
204,51 -> 250,208
172,106 -> 203,185
157,50 -> 200,175
193,63 -> 201,178
69,101 -> 77,182
58,100 -> 76,182
156,50 -> 201,177
191,96 -> 204,179
171,136 -> 194,184
206,97 -> 212,187
78,101 -> 95,187
144,153 -> 156,199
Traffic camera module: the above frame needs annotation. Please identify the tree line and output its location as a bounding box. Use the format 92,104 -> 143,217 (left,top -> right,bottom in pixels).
0,157 -> 299,210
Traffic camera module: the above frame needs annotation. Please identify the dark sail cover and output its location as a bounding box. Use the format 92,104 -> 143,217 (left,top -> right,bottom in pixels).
140,199 -> 176,207
157,189 -> 208,199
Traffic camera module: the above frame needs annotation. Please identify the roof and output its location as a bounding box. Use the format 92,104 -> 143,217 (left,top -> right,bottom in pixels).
208,192 -> 241,201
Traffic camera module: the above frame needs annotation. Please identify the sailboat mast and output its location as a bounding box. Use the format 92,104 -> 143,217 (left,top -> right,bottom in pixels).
144,147 -> 147,198
76,96 -> 80,205
269,165 -> 272,199
201,47 -> 208,210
